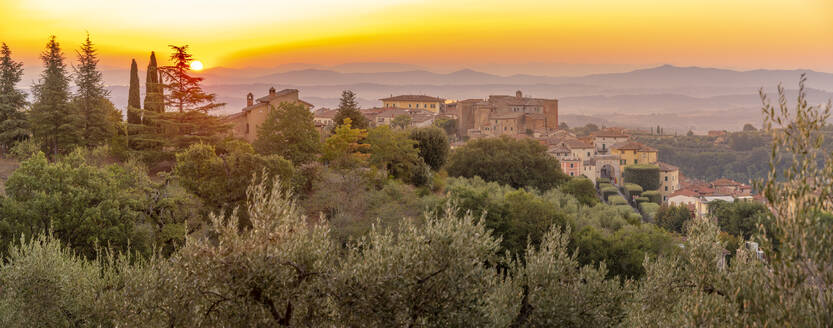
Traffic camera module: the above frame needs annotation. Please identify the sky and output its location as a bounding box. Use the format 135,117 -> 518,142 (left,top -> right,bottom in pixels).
1,0 -> 832,75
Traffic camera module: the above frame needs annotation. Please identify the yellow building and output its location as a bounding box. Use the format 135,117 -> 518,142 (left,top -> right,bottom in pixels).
380,95 -> 444,113
658,162 -> 680,202
610,141 -> 658,166
224,87 -> 314,142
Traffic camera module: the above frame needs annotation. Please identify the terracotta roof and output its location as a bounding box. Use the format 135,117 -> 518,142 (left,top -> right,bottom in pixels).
658,162 -> 679,172
314,108 -> 338,119
256,88 -> 299,103
670,189 -> 700,198
380,95 -> 444,102
711,178 -> 742,186
562,139 -> 593,149
610,140 -> 657,152
548,145 -> 571,154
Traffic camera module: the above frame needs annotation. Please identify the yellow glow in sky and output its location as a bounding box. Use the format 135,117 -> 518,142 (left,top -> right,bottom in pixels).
1,0 -> 831,72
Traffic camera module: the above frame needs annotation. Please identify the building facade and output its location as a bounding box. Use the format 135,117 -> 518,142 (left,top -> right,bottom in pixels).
457,90 -> 558,138
380,95 -> 444,113
224,88 -> 314,142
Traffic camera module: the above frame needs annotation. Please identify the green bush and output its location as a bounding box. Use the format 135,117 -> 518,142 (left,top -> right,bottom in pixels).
640,202 -> 661,221
596,177 -> 610,187
608,195 -> 627,206
642,190 -> 662,205
623,164 -> 660,191
601,186 -> 619,202
624,183 -> 643,200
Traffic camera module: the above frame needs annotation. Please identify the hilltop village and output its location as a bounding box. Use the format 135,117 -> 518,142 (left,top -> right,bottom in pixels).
224,87 -> 759,221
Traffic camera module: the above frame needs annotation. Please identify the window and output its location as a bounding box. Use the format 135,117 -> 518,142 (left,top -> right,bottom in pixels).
409,104 -> 412,108
664,176 -> 668,181
431,104 -> 436,108
665,186 -> 668,191
570,163 -> 574,168
634,159 -> 638,164
245,123 -> 249,134
570,172 -> 574,176
587,152 -> 591,157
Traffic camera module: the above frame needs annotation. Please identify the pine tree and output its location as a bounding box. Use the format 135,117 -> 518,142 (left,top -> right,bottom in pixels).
0,43 -> 30,151
30,36 -> 80,155
333,90 -> 368,129
73,34 -> 118,147
141,45 -> 227,150
127,59 -> 141,124
143,51 -> 164,120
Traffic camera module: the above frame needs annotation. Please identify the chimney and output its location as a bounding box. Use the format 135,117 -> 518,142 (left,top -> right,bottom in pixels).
269,87 -> 276,95
246,92 -> 254,107
516,90 -> 523,98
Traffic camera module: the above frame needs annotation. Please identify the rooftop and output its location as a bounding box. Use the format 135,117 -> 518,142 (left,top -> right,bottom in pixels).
610,140 -> 657,152
380,95 -> 445,102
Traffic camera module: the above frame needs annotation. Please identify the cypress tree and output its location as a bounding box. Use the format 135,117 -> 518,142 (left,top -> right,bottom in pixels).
143,51 -> 164,119
141,45 -> 227,151
73,34 -> 117,147
0,43 -> 30,151
127,58 -> 141,124
30,36 -> 80,155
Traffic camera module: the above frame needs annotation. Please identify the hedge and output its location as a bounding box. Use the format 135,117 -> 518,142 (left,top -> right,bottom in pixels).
624,183 -> 644,200
623,164 -> 660,191
640,202 -> 661,221
635,196 -> 650,204
601,185 -> 619,202
608,195 -> 627,206
596,177 -> 610,187
642,190 -> 662,205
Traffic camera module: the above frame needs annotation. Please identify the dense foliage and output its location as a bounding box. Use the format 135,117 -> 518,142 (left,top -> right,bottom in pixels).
254,102 -> 321,165
622,164 -> 659,191
447,136 -> 568,191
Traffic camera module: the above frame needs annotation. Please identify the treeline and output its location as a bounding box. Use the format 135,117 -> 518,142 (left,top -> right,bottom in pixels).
0,35 -> 831,326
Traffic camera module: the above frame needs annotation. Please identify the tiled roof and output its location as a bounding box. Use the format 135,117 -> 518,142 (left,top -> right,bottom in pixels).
658,161 -> 679,172
670,189 -> 700,198
256,88 -> 299,103
314,108 -> 338,119
562,139 -> 593,149
711,178 -> 742,186
380,95 -> 444,102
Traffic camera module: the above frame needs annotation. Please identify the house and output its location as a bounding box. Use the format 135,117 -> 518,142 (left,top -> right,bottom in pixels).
592,131 -> 630,154
313,108 -> 338,127
380,95 -> 445,113
610,140 -> 658,166
457,90 -> 558,138
224,87 -> 314,142
560,139 -> 595,163
710,178 -> 753,196
658,162 -> 680,202
668,189 -> 708,219
560,158 -> 582,177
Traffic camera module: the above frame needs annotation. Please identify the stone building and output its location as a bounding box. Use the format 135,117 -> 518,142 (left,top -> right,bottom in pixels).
457,90 -> 558,138
658,162 -> 680,202
224,87 -> 314,142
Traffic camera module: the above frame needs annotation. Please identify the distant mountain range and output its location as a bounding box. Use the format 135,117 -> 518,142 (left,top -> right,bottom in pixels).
92,64 -> 833,134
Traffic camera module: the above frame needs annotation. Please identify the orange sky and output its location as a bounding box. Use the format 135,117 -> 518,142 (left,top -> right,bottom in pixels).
1,0 -> 831,73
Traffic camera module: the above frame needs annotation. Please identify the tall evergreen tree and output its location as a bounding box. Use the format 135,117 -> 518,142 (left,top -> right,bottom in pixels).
30,36 -> 80,155
127,59 -> 141,124
333,90 -> 368,129
141,45 -> 226,150
73,34 -> 117,147
143,51 -> 164,119
0,43 -> 30,151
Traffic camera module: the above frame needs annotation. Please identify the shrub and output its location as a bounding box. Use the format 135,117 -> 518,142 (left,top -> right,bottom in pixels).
640,202 -> 661,221
642,190 -> 661,204
635,196 -> 650,204
623,164 -> 660,191
601,185 -> 619,202
624,183 -> 643,200
608,195 -> 627,206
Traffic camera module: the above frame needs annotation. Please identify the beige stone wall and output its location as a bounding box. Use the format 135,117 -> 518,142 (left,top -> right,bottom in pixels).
228,90 -> 308,142
659,169 -> 680,202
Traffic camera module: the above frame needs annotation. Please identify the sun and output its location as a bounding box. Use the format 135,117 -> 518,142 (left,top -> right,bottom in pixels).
190,61 -> 204,71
